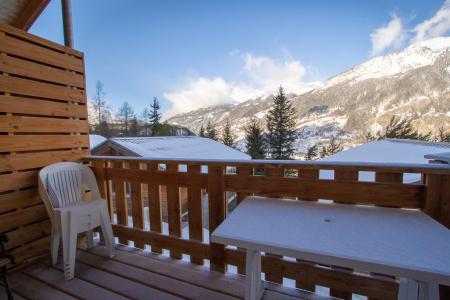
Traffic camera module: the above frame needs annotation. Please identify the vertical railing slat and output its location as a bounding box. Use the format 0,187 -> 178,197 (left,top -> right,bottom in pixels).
166,163 -> 182,259
329,169 -> 359,300
187,164 -> 203,265
295,168 -> 320,292
130,161 -> 144,248
264,166 -> 284,284
208,165 -> 226,272
147,162 -> 162,254
113,160 -> 128,244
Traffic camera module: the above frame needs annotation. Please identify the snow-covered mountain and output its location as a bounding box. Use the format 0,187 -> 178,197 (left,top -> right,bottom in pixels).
167,37 -> 450,156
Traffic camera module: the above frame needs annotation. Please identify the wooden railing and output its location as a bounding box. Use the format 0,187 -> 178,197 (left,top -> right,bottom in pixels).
83,156 -> 450,300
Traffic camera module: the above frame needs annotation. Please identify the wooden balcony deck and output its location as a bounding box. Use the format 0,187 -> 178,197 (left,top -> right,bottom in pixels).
1,245 -> 333,300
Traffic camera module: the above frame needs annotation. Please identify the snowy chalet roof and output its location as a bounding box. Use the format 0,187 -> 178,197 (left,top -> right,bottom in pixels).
319,139 -> 450,183
89,134 -> 107,150
110,136 -> 251,160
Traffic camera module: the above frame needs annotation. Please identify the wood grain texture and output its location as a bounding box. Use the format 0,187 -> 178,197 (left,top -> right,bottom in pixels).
147,162 -> 163,254
0,24 -> 88,269
130,161 -> 145,248
225,175 -> 424,207
166,163 -> 182,259
208,165 -> 226,273
187,164 -> 204,264
0,95 -> 87,118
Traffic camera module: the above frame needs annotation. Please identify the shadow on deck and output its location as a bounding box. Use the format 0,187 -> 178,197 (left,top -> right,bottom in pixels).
1,245 -> 334,300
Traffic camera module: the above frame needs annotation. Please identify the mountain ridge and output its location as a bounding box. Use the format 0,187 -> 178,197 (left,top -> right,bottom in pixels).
167,37 -> 450,156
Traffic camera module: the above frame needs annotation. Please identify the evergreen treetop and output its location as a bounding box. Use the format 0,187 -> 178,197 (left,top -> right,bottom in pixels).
206,121 -> 218,140
266,86 -> 297,159
221,120 -> 235,147
244,118 -> 266,159
199,125 -> 205,137
305,144 -> 318,160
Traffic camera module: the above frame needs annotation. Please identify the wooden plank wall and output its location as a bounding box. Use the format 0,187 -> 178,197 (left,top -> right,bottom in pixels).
0,23 -> 89,264
86,156 -> 450,300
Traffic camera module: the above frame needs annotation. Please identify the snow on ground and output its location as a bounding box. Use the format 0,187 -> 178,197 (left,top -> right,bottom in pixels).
319,139 -> 450,183
89,134 -> 107,150
111,136 -> 251,160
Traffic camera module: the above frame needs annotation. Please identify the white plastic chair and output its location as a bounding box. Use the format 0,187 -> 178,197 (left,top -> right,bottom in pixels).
38,162 -> 114,280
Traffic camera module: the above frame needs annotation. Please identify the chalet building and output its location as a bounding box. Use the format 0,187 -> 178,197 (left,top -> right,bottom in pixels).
319,139 -> 450,183
90,136 -> 251,222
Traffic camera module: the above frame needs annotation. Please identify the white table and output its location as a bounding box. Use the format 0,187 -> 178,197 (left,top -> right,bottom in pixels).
211,196 -> 450,300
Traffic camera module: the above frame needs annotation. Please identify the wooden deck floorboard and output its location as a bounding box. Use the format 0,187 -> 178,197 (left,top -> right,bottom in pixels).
1,245 -> 334,300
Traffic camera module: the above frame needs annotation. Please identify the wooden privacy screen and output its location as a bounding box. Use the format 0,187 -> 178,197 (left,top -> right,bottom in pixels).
0,23 -> 89,264
85,156 -> 450,300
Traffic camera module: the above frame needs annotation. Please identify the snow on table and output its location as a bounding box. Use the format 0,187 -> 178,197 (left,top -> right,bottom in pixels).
212,196 -> 450,285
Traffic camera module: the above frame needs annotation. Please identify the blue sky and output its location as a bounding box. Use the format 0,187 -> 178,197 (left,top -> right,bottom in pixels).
30,0 -> 450,118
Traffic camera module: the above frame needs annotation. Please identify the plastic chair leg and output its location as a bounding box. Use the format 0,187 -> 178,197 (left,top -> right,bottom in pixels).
62,212 -> 78,280
100,204 -> 115,258
51,225 -> 61,265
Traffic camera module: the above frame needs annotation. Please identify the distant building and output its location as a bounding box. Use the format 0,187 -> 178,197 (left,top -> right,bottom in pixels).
319,139 -> 450,183
90,136 -> 251,222
89,134 -> 107,151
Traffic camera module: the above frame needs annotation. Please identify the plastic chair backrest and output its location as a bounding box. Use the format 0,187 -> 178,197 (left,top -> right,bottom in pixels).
38,162 -> 101,219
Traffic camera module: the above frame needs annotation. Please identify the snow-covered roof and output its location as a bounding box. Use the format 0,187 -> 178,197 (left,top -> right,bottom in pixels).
319,139 -> 450,183
89,134 -> 107,150
110,136 -> 251,160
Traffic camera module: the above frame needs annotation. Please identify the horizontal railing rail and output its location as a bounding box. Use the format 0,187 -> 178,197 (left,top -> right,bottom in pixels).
83,156 -> 450,300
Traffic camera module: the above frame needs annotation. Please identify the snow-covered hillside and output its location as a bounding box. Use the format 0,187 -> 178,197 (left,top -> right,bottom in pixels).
167,37 -> 450,157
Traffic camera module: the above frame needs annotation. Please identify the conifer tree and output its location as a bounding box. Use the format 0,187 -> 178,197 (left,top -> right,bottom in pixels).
206,121 -> 218,140
319,145 -> 328,158
436,127 -> 450,142
305,144 -> 318,160
377,116 -> 422,140
149,97 -> 161,136
244,119 -> 266,159
266,86 -> 297,159
221,120 -> 234,147
326,136 -> 343,155
199,125 -> 205,137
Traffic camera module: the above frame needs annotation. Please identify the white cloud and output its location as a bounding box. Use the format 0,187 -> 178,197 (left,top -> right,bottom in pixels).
370,14 -> 406,56
413,0 -> 450,43
163,53 -> 319,117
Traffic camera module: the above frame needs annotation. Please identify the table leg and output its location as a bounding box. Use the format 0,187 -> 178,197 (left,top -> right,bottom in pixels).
398,278 -> 418,300
418,282 -> 439,300
245,249 -> 264,300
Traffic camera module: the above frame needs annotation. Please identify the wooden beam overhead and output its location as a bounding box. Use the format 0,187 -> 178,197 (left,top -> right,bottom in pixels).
13,0 -> 50,31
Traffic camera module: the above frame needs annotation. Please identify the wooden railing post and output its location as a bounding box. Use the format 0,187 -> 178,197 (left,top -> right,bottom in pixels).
187,164 -> 204,265
130,161 -> 145,248
166,163 -> 182,259
147,162 -> 162,254
424,174 -> 450,300
208,165 -> 226,273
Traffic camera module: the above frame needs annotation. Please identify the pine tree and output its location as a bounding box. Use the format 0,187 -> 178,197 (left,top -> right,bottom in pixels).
436,127 -> 450,142
221,120 -> 234,147
244,119 -> 266,159
149,97 -> 162,136
266,86 -> 297,159
378,116 -> 420,140
326,136 -> 343,155
199,125 -> 205,137
129,116 -> 139,136
118,101 -> 134,136
305,144 -> 318,160
319,145 -> 328,158
206,121 -> 218,140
